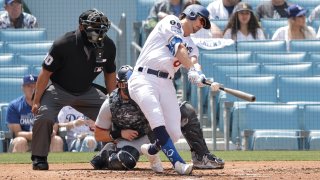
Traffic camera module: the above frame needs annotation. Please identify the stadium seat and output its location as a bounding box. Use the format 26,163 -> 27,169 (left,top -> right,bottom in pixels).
312,62 -> 320,75
260,18 -> 288,39
0,104 -> 8,131
0,41 -> 4,53
240,104 -> 301,150
0,29 -> 47,42
307,52 -> 320,63
261,63 -> 313,76
310,19 -> 320,32
31,65 -> 42,75
201,52 -> 253,64
211,19 -> 228,31
0,77 -> 23,103
4,41 -> 53,54
0,53 -> 14,65
289,40 -> 320,52
303,105 -> 320,150
0,65 -> 30,78
254,52 -> 307,63
289,0 -> 320,15
278,76 -> 320,102
199,0 -> 212,7
15,54 -> 46,66
237,40 -> 286,52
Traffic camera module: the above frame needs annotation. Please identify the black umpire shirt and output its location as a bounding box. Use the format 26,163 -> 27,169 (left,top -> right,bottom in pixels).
42,29 -> 116,94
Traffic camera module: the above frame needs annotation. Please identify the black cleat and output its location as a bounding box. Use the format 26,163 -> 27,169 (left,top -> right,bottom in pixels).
32,155 -> 49,170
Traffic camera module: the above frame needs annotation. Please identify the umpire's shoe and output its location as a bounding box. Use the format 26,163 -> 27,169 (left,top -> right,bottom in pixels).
32,155 -> 49,170
192,152 -> 225,169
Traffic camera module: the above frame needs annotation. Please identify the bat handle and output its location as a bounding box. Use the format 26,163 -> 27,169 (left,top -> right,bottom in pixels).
202,78 -> 212,86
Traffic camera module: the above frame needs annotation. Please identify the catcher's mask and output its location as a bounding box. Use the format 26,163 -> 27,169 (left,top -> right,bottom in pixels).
116,65 -> 133,97
79,9 -> 111,44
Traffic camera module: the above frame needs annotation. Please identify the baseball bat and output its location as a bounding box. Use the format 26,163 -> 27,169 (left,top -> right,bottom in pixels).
202,79 -> 256,102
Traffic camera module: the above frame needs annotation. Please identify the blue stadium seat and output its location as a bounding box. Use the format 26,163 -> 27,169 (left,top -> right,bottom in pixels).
0,77 -> 23,103
278,76 -> 320,102
31,65 -> 42,75
225,75 -> 277,102
0,53 -> 14,65
0,29 -> 47,42
211,19 -> 228,31
240,104 -> 301,150
254,52 -> 307,63
0,41 -> 4,53
260,18 -> 288,39
308,52 -> 320,63
303,105 -> 320,150
237,40 -> 287,52
0,66 -> 30,77
15,54 -> 46,66
4,41 -> 53,54
0,104 -> 8,131
261,63 -> 313,76
201,52 -> 253,64
93,73 -> 105,87
312,62 -> 320,75
200,0 -> 212,7
289,40 -> 320,52
136,0 -> 155,21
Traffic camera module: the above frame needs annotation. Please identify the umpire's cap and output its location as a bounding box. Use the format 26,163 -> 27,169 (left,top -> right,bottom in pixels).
181,4 -> 211,29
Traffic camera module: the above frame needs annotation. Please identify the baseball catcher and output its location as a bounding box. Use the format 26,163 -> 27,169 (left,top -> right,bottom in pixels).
90,65 -> 224,172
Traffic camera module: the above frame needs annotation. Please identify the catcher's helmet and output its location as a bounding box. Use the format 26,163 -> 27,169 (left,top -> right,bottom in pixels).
117,65 -> 133,83
79,9 -> 111,43
181,4 -> 211,29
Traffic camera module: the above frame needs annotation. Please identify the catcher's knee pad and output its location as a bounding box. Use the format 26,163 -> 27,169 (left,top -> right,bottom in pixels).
109,145 -> 140,170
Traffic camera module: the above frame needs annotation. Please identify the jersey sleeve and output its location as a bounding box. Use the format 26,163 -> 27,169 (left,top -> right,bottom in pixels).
95,99 -> 112,130
57,106 -> 68,123
6,102 -> 20,124
42,41 -> 63,72
158,15 -> 184,57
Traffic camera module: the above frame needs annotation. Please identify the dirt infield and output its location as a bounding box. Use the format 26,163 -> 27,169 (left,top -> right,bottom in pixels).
1,161 -> 320,180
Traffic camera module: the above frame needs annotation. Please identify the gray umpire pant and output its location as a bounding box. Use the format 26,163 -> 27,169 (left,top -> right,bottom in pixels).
31,83 -> 107,157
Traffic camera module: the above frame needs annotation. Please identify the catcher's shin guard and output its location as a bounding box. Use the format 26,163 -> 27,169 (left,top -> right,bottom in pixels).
180,101 -> 210,159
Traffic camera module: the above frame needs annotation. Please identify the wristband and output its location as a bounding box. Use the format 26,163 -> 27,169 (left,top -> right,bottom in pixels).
110,129 -> 122,140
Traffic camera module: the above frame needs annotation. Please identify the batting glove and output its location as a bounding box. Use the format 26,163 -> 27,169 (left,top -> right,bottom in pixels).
188,68 -> 205,87
210,82 -> 220,92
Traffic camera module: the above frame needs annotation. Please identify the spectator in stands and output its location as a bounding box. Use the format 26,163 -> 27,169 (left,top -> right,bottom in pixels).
308,5 -> 320,23
207,0 -> 241,20
57,106 -> 97,152
272,4 -> 316,41
30,9 -> 116,171
6,75 -> 63,153
256,0 -> 292,20
223,2 -> 265,41
0,0 -> 38,29
144,0 -> 185,36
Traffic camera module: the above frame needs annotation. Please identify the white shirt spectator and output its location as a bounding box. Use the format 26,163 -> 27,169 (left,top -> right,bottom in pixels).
272,26 -> 317,41
207,0 -> 229,20
308,5 -> 320,23
223,28 -> 265,41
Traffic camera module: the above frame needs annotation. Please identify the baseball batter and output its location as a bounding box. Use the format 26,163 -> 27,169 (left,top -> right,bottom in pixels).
90,65 -> 224,172
128,4 -> 220,175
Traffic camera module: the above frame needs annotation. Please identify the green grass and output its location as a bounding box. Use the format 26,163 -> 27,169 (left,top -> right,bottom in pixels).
1,151 -> 320,164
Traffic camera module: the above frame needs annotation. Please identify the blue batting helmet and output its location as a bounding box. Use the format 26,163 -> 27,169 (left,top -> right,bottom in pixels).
182,4 -> 211,29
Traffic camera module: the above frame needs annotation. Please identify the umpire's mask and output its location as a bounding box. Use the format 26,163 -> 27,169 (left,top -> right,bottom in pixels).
116,65 -> 133,97
79,9 -> 111,44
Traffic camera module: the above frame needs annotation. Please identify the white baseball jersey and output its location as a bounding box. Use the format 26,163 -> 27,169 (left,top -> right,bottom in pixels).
57,106 -> 92,138
135,15 -> 185,78
207,0 -> 230,20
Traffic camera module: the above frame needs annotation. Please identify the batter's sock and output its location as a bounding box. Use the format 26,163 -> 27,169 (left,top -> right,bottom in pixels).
148,126 -> 185,166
